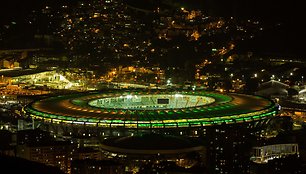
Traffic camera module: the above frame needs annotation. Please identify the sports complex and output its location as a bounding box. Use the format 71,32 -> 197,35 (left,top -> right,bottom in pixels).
23,90 -> 280,137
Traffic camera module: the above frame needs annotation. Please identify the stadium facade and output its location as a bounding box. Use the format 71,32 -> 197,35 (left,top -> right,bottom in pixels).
23,90 -> 280,173
23,90 -> 279,137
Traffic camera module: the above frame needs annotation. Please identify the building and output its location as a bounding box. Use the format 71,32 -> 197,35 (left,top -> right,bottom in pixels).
100,134 -> 205,173
251,143 -> 299,164
72,147 -> 103,160
71,159 -> 124,174
255,80 -> 289,98
16,141 -> 74,173
15,129 -> 74,173
206,123 -> 253,174
23,90 -> 280,173
24,90 -> 278,137
251,154 -> 305,174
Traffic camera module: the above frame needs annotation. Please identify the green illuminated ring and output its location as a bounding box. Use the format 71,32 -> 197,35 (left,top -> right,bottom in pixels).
24,90 -> 279,128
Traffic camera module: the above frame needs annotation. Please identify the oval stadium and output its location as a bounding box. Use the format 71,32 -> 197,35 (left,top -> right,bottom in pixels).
23,90 -> 279,137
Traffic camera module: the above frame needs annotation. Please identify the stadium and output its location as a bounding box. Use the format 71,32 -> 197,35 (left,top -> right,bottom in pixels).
23,90 -> 279,137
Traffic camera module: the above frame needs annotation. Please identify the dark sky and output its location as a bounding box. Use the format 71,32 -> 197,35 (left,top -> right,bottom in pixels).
0,1 -> 41,24
0,0 -> 75,24
205,0 -> 303,21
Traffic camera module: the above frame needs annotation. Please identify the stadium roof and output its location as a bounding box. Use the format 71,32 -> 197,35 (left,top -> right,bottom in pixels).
25,90 -> 278,128
101,134 -> 204,155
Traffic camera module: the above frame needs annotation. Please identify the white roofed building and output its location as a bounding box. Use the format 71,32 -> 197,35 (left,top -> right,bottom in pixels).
255,80 -> 289,98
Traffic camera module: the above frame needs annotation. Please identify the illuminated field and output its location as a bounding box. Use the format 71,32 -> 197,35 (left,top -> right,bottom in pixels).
88,94 -> 215,110
24,91 -> 279,128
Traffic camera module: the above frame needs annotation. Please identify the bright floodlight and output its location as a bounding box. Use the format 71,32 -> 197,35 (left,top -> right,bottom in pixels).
174,94 -> 183,98
126,95 -> 133,99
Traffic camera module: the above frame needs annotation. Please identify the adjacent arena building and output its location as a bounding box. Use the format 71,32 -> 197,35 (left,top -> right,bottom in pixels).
23,90 -> 279,137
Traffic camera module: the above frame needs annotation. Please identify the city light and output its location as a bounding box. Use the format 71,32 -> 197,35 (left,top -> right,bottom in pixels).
0,1 -> 304,173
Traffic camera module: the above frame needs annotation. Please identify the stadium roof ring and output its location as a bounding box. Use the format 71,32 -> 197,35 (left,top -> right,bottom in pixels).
24,90 -> 279,129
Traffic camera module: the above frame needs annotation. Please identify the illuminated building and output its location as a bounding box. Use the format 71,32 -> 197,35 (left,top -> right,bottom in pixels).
15,129 -> 74,173
24,90 -> 278,136
16,141 -> 73,173
73,147 -> 103,161
11,70 -> 78,90
250,147 -> 303,174
16,129 -> 52,145
23,90 -> 279,173
251,144 -> 299,164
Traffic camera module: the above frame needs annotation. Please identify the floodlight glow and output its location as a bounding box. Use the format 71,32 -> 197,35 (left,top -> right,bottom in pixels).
174,94 -> 183,98
126,95 -> 133,99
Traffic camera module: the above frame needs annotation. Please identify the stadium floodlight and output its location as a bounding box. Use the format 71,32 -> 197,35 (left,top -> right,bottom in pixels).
174,94 -> 183,98
126,95 -> 133,99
